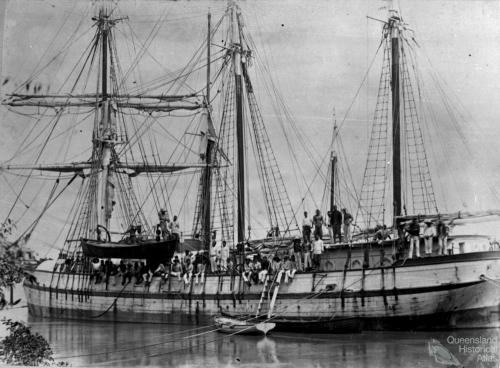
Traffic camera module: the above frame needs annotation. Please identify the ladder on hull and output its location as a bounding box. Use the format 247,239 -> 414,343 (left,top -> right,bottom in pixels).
267,270 -> 283,319
255,273 -> 269,317
254,271 -> 284,319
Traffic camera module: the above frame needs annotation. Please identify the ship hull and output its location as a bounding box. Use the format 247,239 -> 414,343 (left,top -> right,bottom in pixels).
24,251 -> 500,332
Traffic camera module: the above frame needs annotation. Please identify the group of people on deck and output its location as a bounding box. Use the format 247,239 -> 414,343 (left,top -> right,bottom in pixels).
122,210 -> 180,244
208,241 -> 296,281
404,218 -> 450,259
88,251 -> 209,287
301,207 -> 353,245
90,258 -> 155,286
155,209 -> 180,241
159,251 -> 208,285
241,254 -> 297,286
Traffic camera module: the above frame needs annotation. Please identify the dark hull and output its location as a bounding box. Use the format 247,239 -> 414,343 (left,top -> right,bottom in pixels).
26,301 -> 499,333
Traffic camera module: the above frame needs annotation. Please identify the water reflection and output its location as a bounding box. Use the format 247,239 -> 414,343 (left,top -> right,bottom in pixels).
27,317 -> 499,368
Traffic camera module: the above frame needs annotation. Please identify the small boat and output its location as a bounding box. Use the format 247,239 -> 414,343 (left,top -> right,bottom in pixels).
81,238 -> 177,261
214,316 -> 275,336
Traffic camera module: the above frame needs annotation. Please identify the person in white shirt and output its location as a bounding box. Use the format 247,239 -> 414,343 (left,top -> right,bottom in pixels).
219,240 -> 229,272
342,209 -> 353,242
169,215 -> 180,241
242,258 -> 254,286
312,234 -> 324,270
302,211 -> 312,244
283,255 -> 296,283
423,220 -> 435,256
209,240 -> 220,272
194,258 -> 206,284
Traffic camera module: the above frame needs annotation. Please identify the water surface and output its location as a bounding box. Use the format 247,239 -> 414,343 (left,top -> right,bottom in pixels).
25,317 -> 499,368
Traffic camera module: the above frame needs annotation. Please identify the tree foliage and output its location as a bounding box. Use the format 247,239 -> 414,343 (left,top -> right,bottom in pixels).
0,249 -> 24,289
0,319 -> 67,366
0,219 -> 25,290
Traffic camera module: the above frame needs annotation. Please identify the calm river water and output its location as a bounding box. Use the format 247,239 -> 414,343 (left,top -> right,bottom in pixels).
24,317 -> 500,368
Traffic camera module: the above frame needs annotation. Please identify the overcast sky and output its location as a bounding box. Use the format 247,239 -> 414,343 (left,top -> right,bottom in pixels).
2,0 -> 500,255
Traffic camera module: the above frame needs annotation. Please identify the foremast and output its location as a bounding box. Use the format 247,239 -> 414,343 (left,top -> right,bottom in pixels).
2,7 -> 211,242
95,9 -> 117,231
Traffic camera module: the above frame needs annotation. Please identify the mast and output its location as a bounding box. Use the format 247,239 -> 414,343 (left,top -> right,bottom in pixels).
232,4 -> 245,243
390,10 -> 402,219
97,8 -> 115,231
200,11 -> 214,251
330,112 -> 338,214
329,152 -> 337,213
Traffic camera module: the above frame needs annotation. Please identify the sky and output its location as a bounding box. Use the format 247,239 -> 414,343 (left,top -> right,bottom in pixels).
1,0 -> 500,256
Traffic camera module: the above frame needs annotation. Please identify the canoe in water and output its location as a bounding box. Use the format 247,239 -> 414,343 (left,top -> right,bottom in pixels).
214,316 -> 276,335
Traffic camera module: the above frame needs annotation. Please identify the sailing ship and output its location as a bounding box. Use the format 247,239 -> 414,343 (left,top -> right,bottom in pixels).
1,2 -> 500,332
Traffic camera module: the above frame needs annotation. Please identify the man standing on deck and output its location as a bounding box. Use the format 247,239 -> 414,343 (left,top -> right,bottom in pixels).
292,236 -> 303,271
313,209 -> 324,239
407,218 -> 421,259
220,240 -> 229,272
423,220 -> 435,256
342,208 -> 353,242
330,206 -> 342,243
302,211 -> 312,244
303,239 -> 312,271
312,234 -> 324,270
209,240 -> 220,272
436,218 -> 448,255
158,209 -> 169,239
170,215 -> 180,241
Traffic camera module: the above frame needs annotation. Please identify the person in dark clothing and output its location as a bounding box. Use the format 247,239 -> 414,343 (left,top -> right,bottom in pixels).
128,226 -> 137,243
292,236 -> 303,271
329,206 -> 342,243
155,224 -> 162,241
104,258 -> 113,284
133,262 -> 141,284
312,209 -> 324,239
406,218 -> 421,259
122,262 -> 132,285
302,211 -> 312,244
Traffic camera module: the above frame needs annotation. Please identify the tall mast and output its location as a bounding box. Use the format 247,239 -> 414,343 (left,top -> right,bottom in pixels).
200,11 -> 214,251
390,10 -> 402,219
330,113 -> 338,213
232,4 -> 245,243
206,11 -> 211,104
97,8 -> 115,231
329,152 -> 337,213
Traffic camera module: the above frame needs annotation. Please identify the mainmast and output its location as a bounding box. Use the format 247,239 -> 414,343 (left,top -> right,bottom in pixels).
200,11 -> 215,251
231,4 -> 246,243
389,9 -> 402,219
